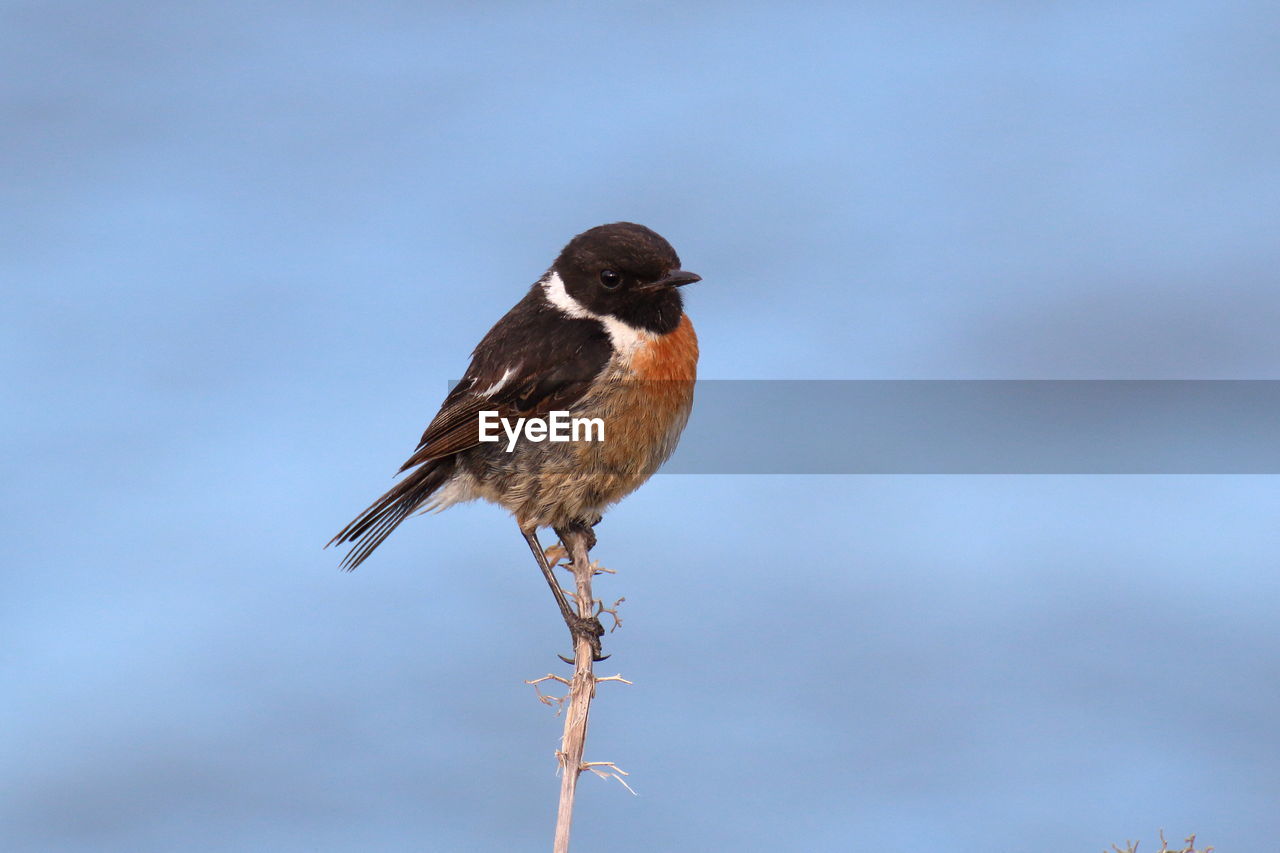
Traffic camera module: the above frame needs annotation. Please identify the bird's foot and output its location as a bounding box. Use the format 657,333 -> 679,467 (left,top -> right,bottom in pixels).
557,613 -> 607,663
556,520 -> 597,555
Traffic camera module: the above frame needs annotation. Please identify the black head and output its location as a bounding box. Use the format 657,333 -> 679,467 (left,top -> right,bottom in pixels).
551,222 -> 700,334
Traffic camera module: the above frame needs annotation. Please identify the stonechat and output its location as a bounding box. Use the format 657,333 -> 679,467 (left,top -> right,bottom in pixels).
328,222 -> 700,655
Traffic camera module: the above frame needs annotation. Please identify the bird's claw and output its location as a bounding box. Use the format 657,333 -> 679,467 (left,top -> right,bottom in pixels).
557,651 -> 609,664
558,614 -> 607,663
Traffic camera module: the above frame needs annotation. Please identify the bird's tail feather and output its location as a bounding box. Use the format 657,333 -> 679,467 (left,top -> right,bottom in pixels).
327,460 -> 452,570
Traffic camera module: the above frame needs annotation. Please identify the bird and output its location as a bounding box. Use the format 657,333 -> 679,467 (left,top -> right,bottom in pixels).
327,222 -> 700,657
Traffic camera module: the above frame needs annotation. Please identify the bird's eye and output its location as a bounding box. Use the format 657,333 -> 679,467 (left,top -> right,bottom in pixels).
599,269 -> 621,289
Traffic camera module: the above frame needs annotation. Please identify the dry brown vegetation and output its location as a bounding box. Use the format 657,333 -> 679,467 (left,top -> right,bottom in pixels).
1110,831 -> 1213,853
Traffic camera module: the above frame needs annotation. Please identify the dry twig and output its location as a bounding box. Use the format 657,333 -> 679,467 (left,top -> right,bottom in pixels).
536,527 -> 630,853
1109,830 -> 1213,853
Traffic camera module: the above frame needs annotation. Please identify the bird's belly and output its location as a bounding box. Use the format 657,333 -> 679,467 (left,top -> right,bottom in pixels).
466,315 -> 697,527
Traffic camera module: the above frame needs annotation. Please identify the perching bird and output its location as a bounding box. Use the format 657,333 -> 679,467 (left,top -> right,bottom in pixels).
328,222 -> 700,656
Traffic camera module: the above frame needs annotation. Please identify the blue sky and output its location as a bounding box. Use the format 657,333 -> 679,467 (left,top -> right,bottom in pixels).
4,2 -> 1279,850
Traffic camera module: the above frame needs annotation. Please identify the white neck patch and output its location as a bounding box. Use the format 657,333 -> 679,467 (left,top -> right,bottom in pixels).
542,271 -> 656,354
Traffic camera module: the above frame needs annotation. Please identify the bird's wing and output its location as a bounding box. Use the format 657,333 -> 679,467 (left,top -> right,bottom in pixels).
397,308 -> 612,472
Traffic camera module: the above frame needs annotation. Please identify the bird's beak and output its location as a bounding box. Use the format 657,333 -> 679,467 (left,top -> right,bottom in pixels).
648,270 -> 702,290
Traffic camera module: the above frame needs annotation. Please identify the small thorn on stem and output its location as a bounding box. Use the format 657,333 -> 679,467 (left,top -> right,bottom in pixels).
583,761 -> 637,795
525,673 -> 572,710
597,596 -> 625,632
594,674 -> 632,685
543,544 -> 568,567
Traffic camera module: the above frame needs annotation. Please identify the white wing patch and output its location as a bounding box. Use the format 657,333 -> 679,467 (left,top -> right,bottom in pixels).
542,271 -> 656,355
476,365 -> 518,398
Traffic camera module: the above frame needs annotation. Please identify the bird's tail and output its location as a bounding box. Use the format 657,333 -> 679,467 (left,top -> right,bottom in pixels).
327,459 -> 453,571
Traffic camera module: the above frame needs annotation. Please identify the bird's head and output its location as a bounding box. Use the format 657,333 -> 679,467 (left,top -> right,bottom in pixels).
550,222 -> 700,334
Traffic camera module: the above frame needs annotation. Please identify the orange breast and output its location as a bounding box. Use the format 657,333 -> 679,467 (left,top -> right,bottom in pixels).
632,313 -> 699,382
588,314 -> 697,472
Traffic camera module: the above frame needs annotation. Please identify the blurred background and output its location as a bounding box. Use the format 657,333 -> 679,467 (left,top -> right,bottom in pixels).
4,1 -> 1279,850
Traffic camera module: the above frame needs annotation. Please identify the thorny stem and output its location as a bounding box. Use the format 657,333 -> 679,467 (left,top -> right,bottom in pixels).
551,527 -> 599,853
